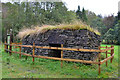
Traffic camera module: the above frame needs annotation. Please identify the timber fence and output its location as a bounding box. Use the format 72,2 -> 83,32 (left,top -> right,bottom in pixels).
4,41 -> 114,75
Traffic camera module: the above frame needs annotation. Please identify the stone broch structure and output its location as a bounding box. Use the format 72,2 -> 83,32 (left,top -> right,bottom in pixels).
21,26 -> 101,61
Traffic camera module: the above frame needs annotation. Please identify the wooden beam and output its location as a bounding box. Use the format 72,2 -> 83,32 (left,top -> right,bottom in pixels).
35,46 -> 100,52
4,43 -> 11,45
101,53 -> 114,64
100,47 -> 106,48
5,49 -> 10,52
11,51 -> 32,57
7,44 -> 100,52
101,52 -> 111,54
33,55 -> 99,64
8,49 -> 99,64
101,47 -> 114,52
100,46 -> 111,48
13,44 -> 33,48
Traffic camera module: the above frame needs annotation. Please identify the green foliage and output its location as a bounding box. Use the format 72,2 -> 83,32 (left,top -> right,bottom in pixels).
86,11 -> 107,39
76,5 -> 82,19
86,10 -> 120,45
103,15 -> 115,30
2,2 -> 77,42
104,28 -> 115,43
2,2 -> 119,45
90,17 -> 106,36
86,10 -> 97,25
76,6 -> 87,22
81,8 -> 87,22
103,21 -> 120,44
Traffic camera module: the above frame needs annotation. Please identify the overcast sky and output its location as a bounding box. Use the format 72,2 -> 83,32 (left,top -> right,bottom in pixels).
62,0 -> 119,16
1,0 -> 120,16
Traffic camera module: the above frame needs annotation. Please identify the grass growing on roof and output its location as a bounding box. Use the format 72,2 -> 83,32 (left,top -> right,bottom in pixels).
17,23 -> 100,39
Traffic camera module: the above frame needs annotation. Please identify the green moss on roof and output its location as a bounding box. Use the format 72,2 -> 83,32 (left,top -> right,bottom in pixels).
17,24 -> 101,39
43,25 -> 100,35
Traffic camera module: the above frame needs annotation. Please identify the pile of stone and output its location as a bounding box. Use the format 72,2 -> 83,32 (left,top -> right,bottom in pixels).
21,29 -> 101,61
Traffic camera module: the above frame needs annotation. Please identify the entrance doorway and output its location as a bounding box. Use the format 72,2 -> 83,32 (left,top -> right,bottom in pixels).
49,43 -> 61,58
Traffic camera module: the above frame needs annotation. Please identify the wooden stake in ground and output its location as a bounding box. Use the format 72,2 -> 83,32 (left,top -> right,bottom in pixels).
6,34 -> 8,53
112,46 -> 114,62
32,42 -> 35,63
19,43 -> 22,59
111,46 -> 114,63
106,46 -> 108,67
98,46 -> 101,75
61,44 -> 63,68
9,30 -> 13,56
4,41 -> 7,52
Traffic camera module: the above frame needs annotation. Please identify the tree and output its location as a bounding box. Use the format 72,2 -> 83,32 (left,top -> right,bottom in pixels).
113,21 -> 120,44
76,6 -> 87,22
118,11 -> 120,20
104,28 -> 115,44
97,14 -> 102,18
103,15 -> 115,31
91,17 -> 106,37
2,2 -> 78,42
86,10 -> 97,25
103,20 -> 120,44
81,7 -> 87,22
76,5 -> 82,19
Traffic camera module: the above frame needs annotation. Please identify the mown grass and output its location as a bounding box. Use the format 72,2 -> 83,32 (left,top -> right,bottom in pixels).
1,44 -> 119,78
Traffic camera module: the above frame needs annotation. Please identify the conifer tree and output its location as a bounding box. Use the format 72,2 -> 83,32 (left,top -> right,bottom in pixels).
76,5 -> 82,19
81,7 -> 87,22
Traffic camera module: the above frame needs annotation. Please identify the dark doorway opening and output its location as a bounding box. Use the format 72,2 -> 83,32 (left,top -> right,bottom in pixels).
49,43 -> 61,58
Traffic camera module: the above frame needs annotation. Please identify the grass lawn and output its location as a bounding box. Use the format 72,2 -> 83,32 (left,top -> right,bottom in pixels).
0,44 -> 119,78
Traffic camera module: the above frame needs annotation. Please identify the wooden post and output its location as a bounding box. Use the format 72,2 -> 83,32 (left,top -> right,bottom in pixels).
111,46 -> 114,63
110,46 -> 112,63
98,46 -> 101,75
32,42 -> 35,63
15,43 -> 17,49
4,41 -> 7,52
112,46 -> 114,62
9,33 -> 13,56
61,44 -> 63,68
23,42 -> 28,60
6,35 -> 8,53
25,56 -> 28,60
19,43 -> 22,59
106,46 -> 108,67
9,42 -> 12,56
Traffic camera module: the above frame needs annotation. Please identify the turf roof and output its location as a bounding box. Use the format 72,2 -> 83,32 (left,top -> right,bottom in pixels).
17,24 -> 100,39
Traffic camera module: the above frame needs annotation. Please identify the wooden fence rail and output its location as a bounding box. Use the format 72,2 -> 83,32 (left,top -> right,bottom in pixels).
4,42 -> 114,75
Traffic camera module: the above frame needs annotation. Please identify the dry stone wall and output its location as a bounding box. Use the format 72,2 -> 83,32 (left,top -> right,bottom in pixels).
22,29 -> 101,61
